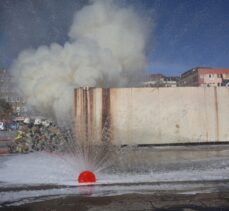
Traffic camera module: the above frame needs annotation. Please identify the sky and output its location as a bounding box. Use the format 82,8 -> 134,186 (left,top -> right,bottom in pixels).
0,0 -> 229,76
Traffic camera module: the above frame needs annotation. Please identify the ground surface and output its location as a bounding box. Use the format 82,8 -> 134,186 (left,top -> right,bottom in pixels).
1,191 -> 229,211
0,144 -> 229,210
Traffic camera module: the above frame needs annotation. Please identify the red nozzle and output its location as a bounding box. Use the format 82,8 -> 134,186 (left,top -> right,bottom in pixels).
78,170 -> 96,183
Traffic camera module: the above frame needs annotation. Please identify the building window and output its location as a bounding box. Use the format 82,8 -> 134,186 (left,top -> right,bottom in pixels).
223,74 -> 229,79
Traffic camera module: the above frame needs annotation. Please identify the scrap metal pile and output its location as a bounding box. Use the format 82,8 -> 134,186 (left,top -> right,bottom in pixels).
9,118 -> 67,153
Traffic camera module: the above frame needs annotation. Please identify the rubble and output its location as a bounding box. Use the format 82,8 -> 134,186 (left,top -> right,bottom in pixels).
9,122 -> 67,153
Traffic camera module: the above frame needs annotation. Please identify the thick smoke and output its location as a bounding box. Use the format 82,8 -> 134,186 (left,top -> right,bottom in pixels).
11,0 -> 150,124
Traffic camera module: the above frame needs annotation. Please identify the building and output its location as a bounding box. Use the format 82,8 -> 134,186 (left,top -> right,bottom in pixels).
0,69 -> 27,116
144,74 -> 180,87
178,67 -> 229,87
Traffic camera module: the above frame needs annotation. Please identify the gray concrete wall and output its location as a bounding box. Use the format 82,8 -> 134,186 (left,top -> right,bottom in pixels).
74,87 -> 229,145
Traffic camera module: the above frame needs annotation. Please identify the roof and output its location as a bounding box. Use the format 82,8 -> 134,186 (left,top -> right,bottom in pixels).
181,67 -> 229,78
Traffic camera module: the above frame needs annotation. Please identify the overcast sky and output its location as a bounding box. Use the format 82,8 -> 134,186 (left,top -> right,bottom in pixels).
0,0 -> 229,76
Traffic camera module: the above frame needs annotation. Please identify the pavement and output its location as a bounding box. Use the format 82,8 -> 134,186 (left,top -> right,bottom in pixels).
1,191 -> 229,211
0,143 -> 229,210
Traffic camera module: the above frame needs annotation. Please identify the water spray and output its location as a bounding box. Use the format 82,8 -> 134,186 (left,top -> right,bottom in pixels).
78,171 -> 96,184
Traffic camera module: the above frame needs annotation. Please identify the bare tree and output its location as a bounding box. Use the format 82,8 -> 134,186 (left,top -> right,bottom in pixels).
0,98 -> 13,120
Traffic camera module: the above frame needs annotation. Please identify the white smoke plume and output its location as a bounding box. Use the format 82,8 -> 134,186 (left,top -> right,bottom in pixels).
11,0 -> 151,124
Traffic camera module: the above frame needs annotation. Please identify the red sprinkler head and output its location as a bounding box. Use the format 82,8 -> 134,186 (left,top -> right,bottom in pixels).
78,170 -> 96,183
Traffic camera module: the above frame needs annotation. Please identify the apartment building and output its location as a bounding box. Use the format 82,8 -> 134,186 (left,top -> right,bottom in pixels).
178,67 -> 229,87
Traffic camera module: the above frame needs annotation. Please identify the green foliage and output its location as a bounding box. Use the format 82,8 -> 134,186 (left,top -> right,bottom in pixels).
0,98 -> 13,119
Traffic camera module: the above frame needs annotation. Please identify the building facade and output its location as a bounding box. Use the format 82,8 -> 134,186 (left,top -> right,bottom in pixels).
0,69 -> 27,116
178,67 -> 229,87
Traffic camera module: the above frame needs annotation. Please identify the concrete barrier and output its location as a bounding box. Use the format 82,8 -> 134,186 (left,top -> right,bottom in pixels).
74,87 -> 229,145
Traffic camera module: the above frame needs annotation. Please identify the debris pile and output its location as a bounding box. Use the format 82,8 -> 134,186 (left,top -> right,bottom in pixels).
9,119 -> 67,153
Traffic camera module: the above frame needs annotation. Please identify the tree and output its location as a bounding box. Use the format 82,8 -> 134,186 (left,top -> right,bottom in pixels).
0,98 -> 13,120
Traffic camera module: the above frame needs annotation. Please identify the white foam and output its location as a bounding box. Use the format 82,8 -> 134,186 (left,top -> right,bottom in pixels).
0,152 -> 229,186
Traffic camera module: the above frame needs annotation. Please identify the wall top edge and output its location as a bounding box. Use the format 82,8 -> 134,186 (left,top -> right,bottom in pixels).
74,87 -> 229,91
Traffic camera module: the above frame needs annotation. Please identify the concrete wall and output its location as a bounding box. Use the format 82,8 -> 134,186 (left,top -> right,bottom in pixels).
74,87 -> 229,145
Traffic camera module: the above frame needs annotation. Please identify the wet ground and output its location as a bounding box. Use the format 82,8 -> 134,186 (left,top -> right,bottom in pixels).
0,144 -> 229,210
2,191 -> 229,211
